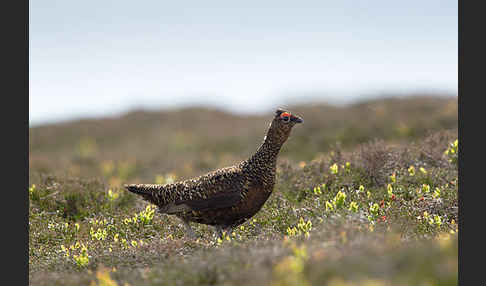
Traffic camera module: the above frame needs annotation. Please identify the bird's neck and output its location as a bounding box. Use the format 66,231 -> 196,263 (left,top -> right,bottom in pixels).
248,127 -> 284,167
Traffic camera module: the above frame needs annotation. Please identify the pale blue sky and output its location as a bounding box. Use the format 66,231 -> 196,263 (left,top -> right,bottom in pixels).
29,0 -> 457,125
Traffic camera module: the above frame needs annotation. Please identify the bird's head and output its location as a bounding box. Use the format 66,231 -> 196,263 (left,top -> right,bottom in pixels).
267,108 -> 303,144
274,108 -> 304,125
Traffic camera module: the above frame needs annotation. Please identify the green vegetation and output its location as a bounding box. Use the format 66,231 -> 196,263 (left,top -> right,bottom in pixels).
29,96 -> 458,285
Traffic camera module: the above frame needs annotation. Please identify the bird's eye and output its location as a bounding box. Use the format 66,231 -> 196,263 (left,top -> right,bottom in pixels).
280,112 -> 291,122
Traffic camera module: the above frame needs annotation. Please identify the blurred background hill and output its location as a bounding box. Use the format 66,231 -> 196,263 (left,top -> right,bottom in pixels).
29,95 -> 457,185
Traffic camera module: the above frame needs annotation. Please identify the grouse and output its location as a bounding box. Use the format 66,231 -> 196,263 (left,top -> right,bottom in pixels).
125,108 -> 303,238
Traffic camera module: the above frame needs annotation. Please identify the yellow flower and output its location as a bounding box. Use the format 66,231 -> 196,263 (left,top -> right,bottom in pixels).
358,185 -> 365,193
433,188 -> 441,198
408,165 -> 415,176
325,201 -> 334,211
330,163 -> 339,174
108,189 -> 119,201
387,184 -> 393,198
348,201 -> 358,212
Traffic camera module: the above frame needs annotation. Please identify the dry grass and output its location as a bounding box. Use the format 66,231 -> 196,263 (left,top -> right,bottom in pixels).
29,95 -> 458,286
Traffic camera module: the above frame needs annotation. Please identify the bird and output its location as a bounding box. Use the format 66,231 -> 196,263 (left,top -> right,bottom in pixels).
124,108 -> 303,238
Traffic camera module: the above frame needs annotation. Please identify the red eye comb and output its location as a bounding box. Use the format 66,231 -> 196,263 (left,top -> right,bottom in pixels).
280,112 -> 291,118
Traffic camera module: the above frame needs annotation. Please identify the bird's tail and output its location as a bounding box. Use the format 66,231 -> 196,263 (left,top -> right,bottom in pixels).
124,184 -> 161,204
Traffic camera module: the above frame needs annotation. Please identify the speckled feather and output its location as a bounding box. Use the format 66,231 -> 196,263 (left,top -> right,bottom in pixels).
125,109 -> 303,230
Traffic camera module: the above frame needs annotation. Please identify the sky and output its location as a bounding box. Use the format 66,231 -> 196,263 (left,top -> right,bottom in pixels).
29,0 -> 457,126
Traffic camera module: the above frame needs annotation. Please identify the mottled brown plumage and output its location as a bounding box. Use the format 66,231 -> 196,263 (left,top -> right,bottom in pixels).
125,108 -> 303,237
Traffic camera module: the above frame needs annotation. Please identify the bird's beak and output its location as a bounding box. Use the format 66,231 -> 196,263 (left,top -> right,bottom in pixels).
292,115 -> 304,124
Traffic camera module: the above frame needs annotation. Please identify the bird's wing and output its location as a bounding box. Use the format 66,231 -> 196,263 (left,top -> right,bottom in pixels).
177,190 -> 243,211
169,167 -> 247,213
